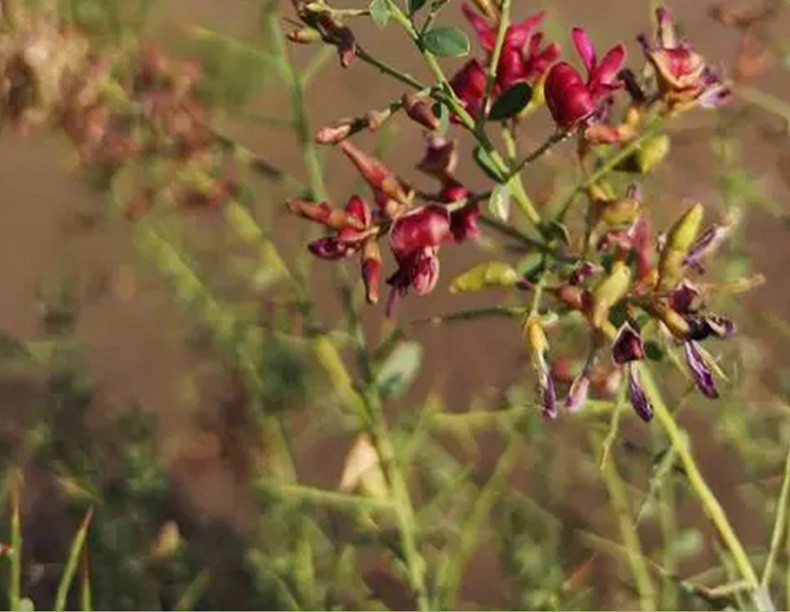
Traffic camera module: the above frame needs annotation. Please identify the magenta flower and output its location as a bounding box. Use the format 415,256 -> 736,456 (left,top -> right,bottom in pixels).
386,206 -> 452,315
292,195 -> 372,260
450,5 -> 559,118
544,27 -> 625,130
460,4 -> 559,90
449,59 -> 488,118
638,7 -> 730,110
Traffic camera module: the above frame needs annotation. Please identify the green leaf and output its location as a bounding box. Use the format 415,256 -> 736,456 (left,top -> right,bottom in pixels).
644,340 -> 664,362
473,146 -> 503,182
422,27 -> 470,57
517,252 -> 544,279
432,101 -> 450,136
489,184 -> 511,221
369,0 -> 390,27
376,342 -> 423,399
488,82 -> 532,121
409,0 -> 429,13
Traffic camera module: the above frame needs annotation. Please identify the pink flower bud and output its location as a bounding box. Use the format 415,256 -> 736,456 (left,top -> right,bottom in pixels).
339,141 -> 408,206
449,202 -> 480,242
402,93 -> 440,131
544,62 -> 595,130
449,59 -> 488,118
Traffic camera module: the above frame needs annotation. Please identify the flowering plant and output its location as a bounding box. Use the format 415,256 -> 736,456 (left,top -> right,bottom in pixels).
0,0 -> 788,609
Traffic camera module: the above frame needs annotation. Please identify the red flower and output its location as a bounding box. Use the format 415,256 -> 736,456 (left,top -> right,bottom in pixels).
449,59 -> 488,118
461,4 -> 558,90
386,206 -> 452,315
544,28 -> 625,130
287,195 -> 372,260
450,5 -> 559,118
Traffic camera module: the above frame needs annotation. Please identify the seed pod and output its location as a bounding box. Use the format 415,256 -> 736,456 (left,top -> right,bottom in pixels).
449,262 -> 520,293
648,301 -> 691,338
591,261 -> 632,328
658,202 -> 703,288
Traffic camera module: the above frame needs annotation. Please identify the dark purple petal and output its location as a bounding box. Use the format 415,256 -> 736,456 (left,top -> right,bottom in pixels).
612,323 -> 645,365
685,314 -> 735,341
627,364 -> 653,422
668,280 -> 702,314
683,341 -> 719,398
308,237 -> 353,259
450,202 -> 480,242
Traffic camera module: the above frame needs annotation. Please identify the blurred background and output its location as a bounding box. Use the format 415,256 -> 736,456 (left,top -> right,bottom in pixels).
1,0 -> 790,609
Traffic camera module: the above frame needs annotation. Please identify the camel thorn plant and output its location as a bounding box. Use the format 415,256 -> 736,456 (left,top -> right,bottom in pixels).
0,0 -> 787,608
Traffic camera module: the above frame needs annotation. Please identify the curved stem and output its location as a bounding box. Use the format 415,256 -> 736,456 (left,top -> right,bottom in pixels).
638,363 -> 773,611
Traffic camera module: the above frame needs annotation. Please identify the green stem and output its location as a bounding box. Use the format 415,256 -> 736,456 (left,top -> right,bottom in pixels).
8,476 -> 20,612
54,508 -> 93,612
594,433 -> 657,610
275,483 -> 393,512
476,0 -> 512,130
356,45 -> 427,90
434,432 -> 519,608
555,120 -> 664,222
638,363 -> 772,610
761,444 -> 790,587
383,0 -> 541,226
268,17 -> 327,200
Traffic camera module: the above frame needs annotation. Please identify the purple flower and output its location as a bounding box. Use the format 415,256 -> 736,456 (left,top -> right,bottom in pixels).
612,323 -> 645,364
627,365 -> 653,421
683,341 -> 719,398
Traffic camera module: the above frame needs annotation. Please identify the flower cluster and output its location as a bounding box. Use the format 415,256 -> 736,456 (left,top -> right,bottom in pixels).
288,139 -> 478,315
528,197 -> 747,422
450,4 -> 560,118
285,0 -> 746,423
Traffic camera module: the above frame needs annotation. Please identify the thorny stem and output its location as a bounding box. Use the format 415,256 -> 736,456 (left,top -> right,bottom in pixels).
637,363 -> 774,611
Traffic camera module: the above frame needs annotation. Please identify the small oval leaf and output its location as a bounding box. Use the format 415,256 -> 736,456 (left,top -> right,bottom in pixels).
473,146 -> 503,182
422,27 -> 470,58
489,184 -> 511,221
369,0 -> 390,27
409,0 -> 428,13
488,82 -> 532,121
